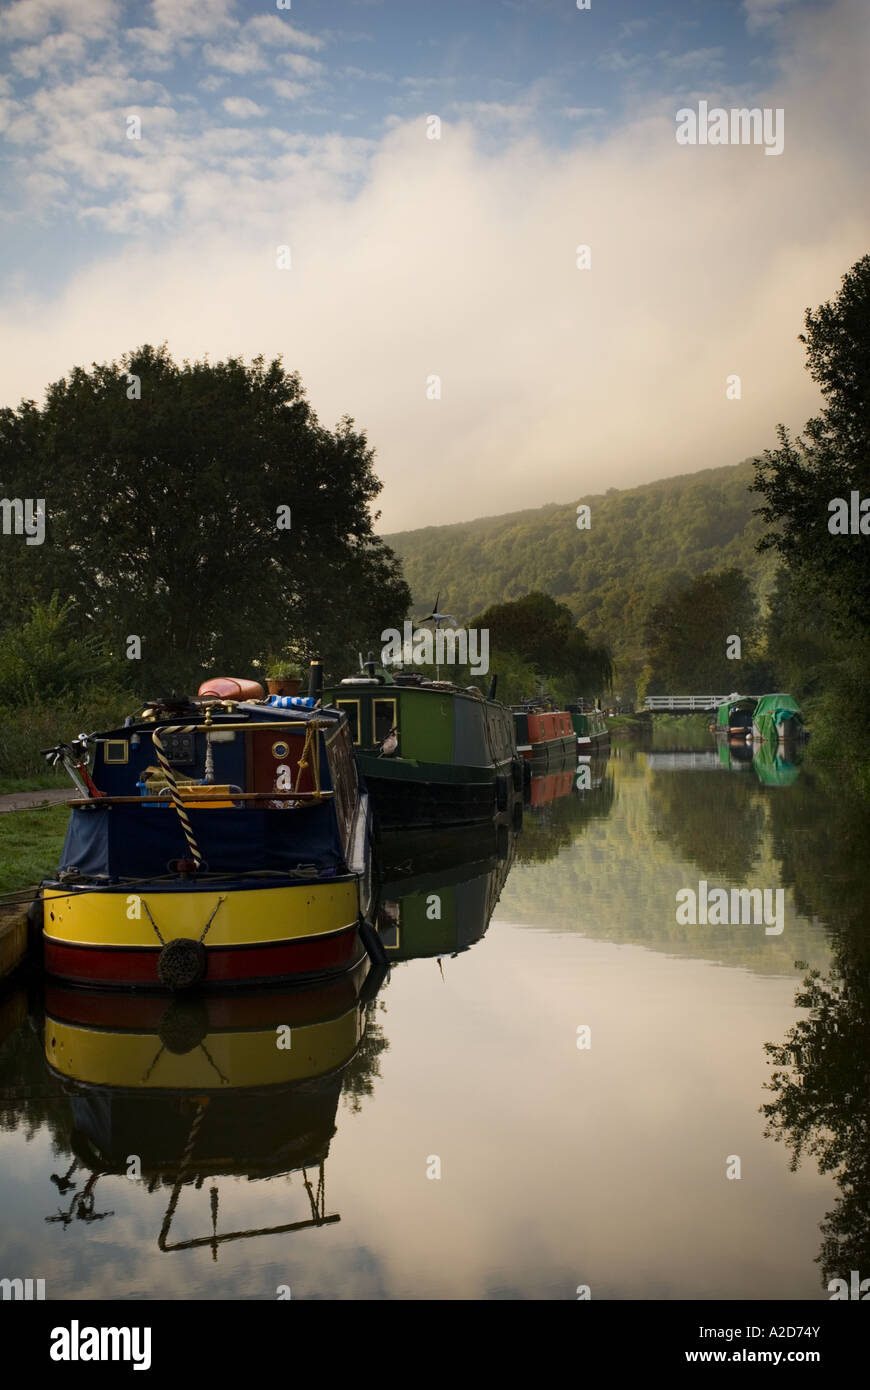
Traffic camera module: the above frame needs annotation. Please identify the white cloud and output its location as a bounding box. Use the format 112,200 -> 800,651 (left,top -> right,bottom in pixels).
11,31 -> 86,78
743,0 -> 802,33
151,0 -> 238,41
222,96 -> 267,119
340,66 -> 393,83
127,27 -> 176,59
0,0 -> 114,42
451,101 -> 533,123
246,15 -> 324,51
658,47 -> 725,71
278,53 -> 324,78
0,0 -> 867,532
203,41 -> 266,75
268,79 -> 308,102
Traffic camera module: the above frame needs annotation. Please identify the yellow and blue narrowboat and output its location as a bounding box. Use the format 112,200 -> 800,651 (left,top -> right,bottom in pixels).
35,665 -> 376,991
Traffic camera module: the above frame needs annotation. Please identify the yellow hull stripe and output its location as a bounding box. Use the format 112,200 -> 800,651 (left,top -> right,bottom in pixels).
45,1011 -> 363,1089
42,881 -> 359,949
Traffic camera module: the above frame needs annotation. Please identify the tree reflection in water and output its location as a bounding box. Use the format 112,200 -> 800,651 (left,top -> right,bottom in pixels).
761,763 -> 870,1291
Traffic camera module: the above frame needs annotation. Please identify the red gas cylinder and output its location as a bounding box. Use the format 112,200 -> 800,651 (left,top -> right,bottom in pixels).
198,676 -> 265,701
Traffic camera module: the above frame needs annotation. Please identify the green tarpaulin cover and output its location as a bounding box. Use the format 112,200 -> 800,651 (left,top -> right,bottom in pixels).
716,695 -> 756,729
753,693 -> 802,746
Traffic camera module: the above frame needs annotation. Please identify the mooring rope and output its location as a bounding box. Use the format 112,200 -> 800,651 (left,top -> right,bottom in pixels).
150,725 -> 203,868
157,1097 -> 210,1251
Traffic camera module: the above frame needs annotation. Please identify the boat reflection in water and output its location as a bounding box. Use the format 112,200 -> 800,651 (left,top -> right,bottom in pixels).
714,737 -> 801,783
375,820 -> 517,964
41,958 -> 385,1254
515,747 -> 614,865
32,814 -> 523,1254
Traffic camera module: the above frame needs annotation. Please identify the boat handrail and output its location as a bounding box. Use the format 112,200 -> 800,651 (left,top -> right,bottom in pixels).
66,791 -> 336,806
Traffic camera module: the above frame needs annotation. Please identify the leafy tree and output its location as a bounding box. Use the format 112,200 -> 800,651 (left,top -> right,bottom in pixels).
0,595 -> 115,705
643,568 -> 761,693
469,591 -> 612,696
752,255 -> 870,783
752,255 -> 870,636
0,345 -> 410,689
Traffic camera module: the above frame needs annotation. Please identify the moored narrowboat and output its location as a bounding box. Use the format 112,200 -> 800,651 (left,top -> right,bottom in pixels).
322,663 -> 522,830
566,700 -> 611,753
35,667 -> 375,991
715,693 -> 757,739
752,693 -> 805,747
512,700 -> 577,767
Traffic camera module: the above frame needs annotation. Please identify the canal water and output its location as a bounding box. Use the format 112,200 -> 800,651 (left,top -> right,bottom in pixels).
1,731 -> 866,1300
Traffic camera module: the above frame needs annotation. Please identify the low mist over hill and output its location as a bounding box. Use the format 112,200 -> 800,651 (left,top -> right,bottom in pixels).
385,459 -> 777,691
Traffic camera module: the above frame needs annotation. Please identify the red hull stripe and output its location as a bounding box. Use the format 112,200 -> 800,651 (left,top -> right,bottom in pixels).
45,926 -> 363,989
44,965 -> 366,1029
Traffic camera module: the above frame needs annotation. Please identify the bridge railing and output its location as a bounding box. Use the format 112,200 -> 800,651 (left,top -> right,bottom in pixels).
643,696 -> 729,712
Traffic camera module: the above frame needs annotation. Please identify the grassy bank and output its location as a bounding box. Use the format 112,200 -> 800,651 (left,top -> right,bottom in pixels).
0,804 -> 69,895
606,714 -> 645,733
0,773 -> 67,795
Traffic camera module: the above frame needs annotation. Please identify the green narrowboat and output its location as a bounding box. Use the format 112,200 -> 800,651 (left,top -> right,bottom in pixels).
752,693 -> 804,747
715,694 -> 757,738
322,665 -> 522,830
566,700 -> 611,753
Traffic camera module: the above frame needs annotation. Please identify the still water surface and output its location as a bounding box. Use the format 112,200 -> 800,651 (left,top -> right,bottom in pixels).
1,734 -> 867,1300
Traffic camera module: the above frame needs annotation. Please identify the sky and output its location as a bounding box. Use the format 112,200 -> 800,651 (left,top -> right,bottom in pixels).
1,0 -> 868,531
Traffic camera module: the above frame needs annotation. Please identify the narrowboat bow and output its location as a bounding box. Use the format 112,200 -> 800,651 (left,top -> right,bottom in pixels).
35,668 -> 375,990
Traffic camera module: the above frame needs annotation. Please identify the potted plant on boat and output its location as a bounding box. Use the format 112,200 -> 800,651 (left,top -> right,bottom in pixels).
266,658 -> 304,698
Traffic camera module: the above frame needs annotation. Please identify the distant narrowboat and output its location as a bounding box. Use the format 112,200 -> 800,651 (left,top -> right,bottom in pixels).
715,694 -> 757,738
566,700 -> 611,753
512,700 -> 577,767
752,693 -> 805,747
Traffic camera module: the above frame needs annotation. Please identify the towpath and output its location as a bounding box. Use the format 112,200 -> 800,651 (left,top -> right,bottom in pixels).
0,789 -> 69,814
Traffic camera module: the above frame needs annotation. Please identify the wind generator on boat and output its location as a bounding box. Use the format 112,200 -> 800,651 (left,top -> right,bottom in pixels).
33,662 -> 377,991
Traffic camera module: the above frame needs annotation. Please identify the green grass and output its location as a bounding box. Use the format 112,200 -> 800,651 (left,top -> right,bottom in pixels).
0,773 -> 67,795
0,804 -> 69,895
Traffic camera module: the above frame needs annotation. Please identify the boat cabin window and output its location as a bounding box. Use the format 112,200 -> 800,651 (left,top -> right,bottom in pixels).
373,698 -> 397,744
335,699 -> 361,744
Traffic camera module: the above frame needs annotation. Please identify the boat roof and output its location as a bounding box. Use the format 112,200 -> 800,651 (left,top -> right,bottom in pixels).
87,697 -> 344,740
753,693 -> 802,716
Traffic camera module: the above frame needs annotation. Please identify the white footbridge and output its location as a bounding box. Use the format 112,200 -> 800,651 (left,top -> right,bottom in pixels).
643,695 -> 733,712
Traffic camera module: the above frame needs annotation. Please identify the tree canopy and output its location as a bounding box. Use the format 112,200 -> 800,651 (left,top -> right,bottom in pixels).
0,345 -> 409,689
642,567 -> 769,695
469,590 -> 612,698
752,254 -> 870,636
